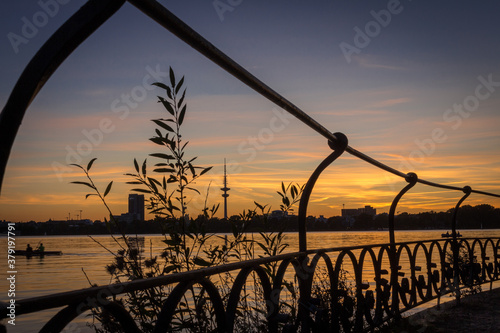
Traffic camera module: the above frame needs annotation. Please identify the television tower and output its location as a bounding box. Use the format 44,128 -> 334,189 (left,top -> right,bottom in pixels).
221,159 -> 230,220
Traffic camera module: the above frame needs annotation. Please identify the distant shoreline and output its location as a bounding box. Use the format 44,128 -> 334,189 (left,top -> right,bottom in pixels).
8,228 -> 500,238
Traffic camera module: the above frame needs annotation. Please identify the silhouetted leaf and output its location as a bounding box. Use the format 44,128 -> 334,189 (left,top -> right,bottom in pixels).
256,241 -> 268,253
175,76 -> 184,94
152,82 -> 168,90
189,164 -> 196,177
153,119 -> 174,132
87,158 -> 97,171
165,86 -> 172,99
281,181 -> 286,195
142,159 -> 147,176
148,178 -> 158,193
71,181 -> 95,190
149,153 -> 174,160
134,158 -> 139,173
291,185 -> 297,199
131,188 -> 151,194
255,201 -> 265,210
178,105 -> 186,126
193,257 -> 212,267
158,96 -> 174,115
85,194 -> 97,199
231,223 -> 238,238
163,265 -> 177,274
124,173 -> 137,177
149,137 -> 165,146
169,67 -> 175,88
154,168 -> 175,173
104,181 -> 113,197
200,167 -> 212,176
186,187 -> 200,194
177,89 -> 186,108
69,163 -> 85,171
149,177 -> 162,186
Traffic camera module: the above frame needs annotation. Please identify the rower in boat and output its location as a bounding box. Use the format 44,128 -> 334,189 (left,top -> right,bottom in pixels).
18,243 -> 62,256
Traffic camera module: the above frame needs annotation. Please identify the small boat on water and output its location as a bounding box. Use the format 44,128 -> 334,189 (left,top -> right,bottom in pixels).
441,232 -> 462,238
17,250 -> 63,256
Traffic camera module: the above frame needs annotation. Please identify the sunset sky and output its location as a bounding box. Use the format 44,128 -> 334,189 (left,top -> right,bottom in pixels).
1,1 -> 499,222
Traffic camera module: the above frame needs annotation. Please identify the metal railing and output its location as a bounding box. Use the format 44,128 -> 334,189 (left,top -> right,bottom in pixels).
2,237 -> 500,332
1,0 -> 500,332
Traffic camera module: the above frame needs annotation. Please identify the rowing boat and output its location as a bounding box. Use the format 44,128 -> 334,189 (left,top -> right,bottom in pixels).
17,250 -> 62,256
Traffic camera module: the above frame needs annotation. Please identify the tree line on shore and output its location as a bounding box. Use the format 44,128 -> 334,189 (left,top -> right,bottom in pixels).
3,204 -> 498,236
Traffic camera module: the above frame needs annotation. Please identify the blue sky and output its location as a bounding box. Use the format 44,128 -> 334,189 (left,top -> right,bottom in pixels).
1,1 -> 499,222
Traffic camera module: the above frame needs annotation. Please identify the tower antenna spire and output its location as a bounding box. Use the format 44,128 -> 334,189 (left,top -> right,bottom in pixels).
221,158 -> 230,220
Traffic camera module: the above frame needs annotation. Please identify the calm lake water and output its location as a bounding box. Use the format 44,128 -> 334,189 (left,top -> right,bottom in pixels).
2,230 -> 500,332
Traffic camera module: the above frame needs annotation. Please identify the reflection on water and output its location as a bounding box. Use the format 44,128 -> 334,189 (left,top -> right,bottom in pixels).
1,230 -> 500,332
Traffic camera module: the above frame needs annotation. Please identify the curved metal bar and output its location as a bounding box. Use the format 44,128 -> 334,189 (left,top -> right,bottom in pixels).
482,238 -> 496,281
452,186 -> 472,238
451,186 -> 472,304
297,132 -> 348,252
100,301 -> 142,333
387,172 -> 417,317
0,0 -> 126,192
357,247 -> 383,329
267,257 -> 293,332
388,172 -> 418,245
40,300 -> 140,333
39,302 -> 84,333
225,265 -> 272,331
153,277 -> 226,333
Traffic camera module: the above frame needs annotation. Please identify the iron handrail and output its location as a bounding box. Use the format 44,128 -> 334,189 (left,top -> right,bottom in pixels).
2,236 -> 499,332
0,2 -> 498,331
0,236 -> 483,318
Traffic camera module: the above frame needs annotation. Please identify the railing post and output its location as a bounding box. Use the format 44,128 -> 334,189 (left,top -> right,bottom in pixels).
451,185 -> 472,305
387,172 -> 418,318
297,132 -> 348,252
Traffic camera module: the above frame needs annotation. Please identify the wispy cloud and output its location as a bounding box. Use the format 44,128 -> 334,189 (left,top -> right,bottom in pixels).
352,55 -> 410,71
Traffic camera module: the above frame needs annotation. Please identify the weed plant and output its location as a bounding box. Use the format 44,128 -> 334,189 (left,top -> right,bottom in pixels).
71,68 -> 318,332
